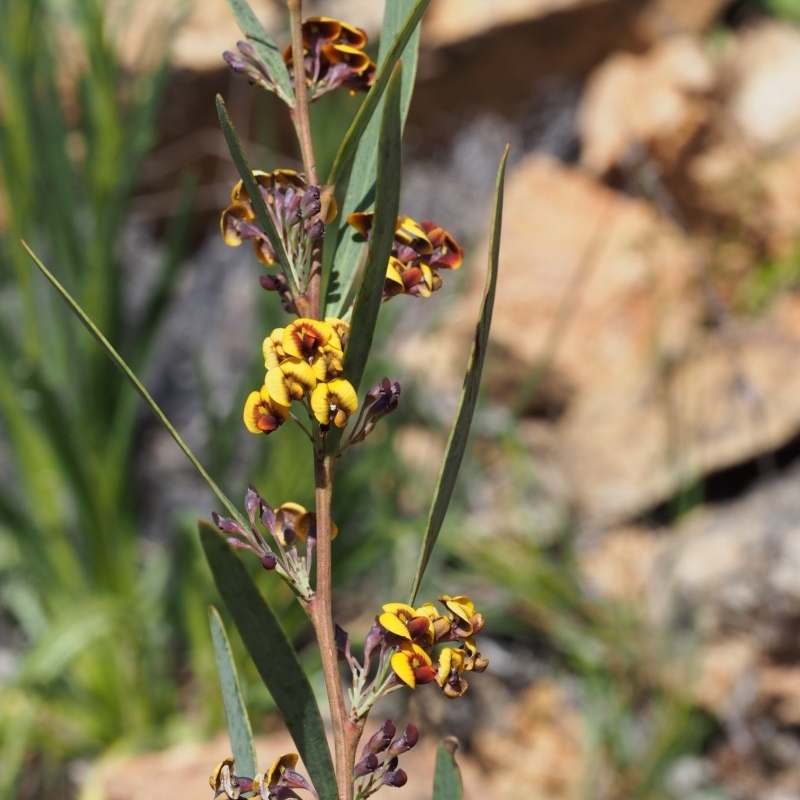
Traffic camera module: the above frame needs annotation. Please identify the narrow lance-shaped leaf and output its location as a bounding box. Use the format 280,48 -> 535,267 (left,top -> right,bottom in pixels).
22,241 -> 245,529
209,606 -> 258,779
432,739 -> 464,800
226,0 -> 294,103
324,0 -> 430,319
341,63 -> 403,398
216,95 -> 301,297
407,145 -> 510,605
199,524 -> 338,800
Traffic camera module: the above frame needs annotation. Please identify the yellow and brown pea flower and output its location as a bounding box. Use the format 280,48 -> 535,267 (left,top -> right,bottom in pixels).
283,17 -> 376,99
347,213 -> 463,301
210,753 -> 312,800
377,596 -> 488,699
244,317 -> 358,435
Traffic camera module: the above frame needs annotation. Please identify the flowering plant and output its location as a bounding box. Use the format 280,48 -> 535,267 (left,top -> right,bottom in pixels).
24,1 -> 506,798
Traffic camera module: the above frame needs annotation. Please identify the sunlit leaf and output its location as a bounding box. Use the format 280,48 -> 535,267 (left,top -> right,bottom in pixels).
408,145 -> 510,604
324,0 -> 429,318
341,63 -> 403,399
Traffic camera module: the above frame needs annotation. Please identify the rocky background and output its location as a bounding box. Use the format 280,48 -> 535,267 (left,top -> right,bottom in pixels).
94,1 -> 800,799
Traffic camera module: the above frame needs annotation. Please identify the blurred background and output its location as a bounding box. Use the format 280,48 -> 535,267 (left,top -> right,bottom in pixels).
3,0 -> 800,798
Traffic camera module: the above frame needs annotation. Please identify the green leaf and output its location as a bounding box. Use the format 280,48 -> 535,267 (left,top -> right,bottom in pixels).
225,0 -> 293,103
209,606 -> 258,778
340,63 -> 403,400
22,241 -> 245,528
408,145 -> 510,604
216,94 -> 301,297
432,739 -> 464,800
324,0 -> 430,318
199,524 -> 337,800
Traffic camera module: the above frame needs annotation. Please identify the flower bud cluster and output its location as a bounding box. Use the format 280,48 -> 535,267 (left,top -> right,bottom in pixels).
220,169 -> 329,298
224,16 -> 375,103
353,719 -> 418,798
213,485 -> 334,600
347,214 -> 463,301
210,753 -> 312,800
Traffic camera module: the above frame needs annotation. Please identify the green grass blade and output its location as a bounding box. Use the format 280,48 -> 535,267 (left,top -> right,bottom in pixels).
226,0 -> 293,103
22,241 -> 245,528
216,95 -> 300,296
432,739 -> 464,800
324,0 -> 429,318
407,145 -> 509,605
341,63 -> 403,398
199,524 -> 337,800
209,605 -> 258,778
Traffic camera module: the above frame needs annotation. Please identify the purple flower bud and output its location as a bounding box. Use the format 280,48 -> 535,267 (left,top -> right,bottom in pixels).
236,39 -> 255,58
387,723 -> 419,757
362,624 -> 385,665
213,512 -> 247,537
260,552 -> 278,570
361,719 -> 395,757
353,754 -> 379,777
300,186 -> 321,219
245,485 -> 260,525
335,624 -> 351,661
382,769 -> 407,788
305,219 -> 324,239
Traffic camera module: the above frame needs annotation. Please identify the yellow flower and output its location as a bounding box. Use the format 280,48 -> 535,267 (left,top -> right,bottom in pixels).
346,213 -> 463,301
310,378 -> 358,428
435,647 -> 470,699
274,502 -> 338,545
282,317 -> 334,361
390,642 -> 436,689
243,387 -> 290,434
265,358 -> 317,406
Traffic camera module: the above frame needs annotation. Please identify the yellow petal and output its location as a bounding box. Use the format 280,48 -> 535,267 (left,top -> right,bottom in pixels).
379,612 -> 411,639
390,651 -> 417,688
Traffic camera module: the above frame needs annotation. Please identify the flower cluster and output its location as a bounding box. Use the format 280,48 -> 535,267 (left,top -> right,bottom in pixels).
223,16 -> 375,102
339,595 -> 489,719
210,753 -> 312,800
284,17 -> 376,99
243,317 -> 357,436
379,595 -> 489,698
353,719 -> 419,798
220,170 -> 330,307
213,485 -> 335,600
347,213 -> 463,301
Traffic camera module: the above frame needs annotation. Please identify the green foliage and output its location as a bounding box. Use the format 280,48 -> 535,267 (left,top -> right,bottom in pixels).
0,0 -> 214,792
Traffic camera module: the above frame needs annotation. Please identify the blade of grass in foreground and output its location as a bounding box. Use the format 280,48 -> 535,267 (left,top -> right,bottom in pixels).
407,145 -> 510,605
209,606 -> 258,779
200,524 -> 338,800
22,241 -> 245,529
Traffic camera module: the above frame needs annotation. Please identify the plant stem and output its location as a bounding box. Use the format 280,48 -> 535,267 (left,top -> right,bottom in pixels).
308,454 -> 363,800
287,0 -> 323,319
288,0 -> 317,186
